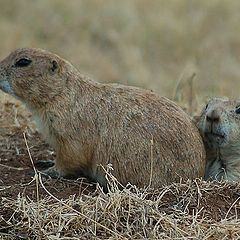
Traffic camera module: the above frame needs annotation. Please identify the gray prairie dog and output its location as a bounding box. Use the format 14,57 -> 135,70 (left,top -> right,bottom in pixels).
0,48 -> 205,191
197,98 -> 240,182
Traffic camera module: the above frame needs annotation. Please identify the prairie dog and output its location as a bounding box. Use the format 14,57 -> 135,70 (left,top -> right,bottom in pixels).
0,48 -> 205,191
197,97 -> 240,181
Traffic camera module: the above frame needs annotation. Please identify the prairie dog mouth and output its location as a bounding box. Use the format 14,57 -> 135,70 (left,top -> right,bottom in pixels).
205,132 -> 225,139
204,131 -> 227,147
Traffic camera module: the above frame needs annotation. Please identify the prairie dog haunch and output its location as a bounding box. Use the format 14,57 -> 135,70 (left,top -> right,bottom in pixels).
0,48 -> 205,190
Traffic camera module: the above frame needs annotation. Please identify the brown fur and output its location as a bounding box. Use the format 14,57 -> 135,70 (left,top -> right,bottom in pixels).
0,48 -> 206,190
197,98 -> 240,182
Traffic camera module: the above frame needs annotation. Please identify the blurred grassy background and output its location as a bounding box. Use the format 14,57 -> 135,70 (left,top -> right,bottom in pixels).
0,0 -> 240,108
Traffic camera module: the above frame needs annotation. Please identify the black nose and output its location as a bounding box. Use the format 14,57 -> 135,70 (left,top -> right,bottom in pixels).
206,110 -> 220,123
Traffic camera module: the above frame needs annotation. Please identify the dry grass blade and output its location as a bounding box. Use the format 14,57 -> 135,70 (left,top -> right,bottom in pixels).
0,163 -> 27,171
23,132 -> 40,205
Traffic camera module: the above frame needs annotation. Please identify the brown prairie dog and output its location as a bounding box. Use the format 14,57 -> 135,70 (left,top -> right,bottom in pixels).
0,48 -> 205,191
197,97 -> 240,182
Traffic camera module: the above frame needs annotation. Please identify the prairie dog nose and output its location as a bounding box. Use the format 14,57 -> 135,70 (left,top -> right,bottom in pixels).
206,109 -> 220,123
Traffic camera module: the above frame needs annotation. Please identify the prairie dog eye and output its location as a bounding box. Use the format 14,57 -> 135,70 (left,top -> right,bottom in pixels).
14,58 -> 32,67
235,106 -> 240,114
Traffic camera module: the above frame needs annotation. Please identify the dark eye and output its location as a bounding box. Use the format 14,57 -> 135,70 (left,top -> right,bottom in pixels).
14,58 -> 32,67
235,107 -> 240,114
205,104 -> 209,110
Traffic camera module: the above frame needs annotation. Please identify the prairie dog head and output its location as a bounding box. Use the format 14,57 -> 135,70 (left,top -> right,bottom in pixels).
0,48 -> 68,108
197,98 -> 240,149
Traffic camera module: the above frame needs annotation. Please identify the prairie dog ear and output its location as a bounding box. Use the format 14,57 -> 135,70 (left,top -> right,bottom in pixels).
192,115 -> 200,125
50,60 -> 58,73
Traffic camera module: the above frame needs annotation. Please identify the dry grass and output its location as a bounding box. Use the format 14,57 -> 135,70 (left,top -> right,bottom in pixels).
1,175 -> 240,239
0,0 -> 240,98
